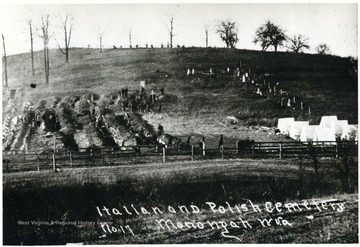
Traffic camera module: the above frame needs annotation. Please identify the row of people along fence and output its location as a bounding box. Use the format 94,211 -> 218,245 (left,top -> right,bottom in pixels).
2,140 -> 358,173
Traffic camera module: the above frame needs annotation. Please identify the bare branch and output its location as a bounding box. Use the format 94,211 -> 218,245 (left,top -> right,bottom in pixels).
55,39 -> 66,55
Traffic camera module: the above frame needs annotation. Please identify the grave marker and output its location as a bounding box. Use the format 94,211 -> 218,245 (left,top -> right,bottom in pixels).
151,90 -> 155,103
140,80 -> 146,90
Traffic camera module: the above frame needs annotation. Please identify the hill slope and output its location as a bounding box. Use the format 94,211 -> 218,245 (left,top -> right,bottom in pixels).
2,47 -> 357,149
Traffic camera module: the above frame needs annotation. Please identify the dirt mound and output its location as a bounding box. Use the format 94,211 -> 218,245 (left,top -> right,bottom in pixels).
73,122 -> 103,150
74,98 -> 91,116
103,114 -> 137,146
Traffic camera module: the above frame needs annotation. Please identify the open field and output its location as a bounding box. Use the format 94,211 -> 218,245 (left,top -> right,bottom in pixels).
3,158 -> 358,244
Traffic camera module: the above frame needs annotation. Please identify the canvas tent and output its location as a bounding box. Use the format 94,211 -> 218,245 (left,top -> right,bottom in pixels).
289,121 -> 309,140
341,124 -> 358,140
300,125 -> 317,142
330,120 -> 349,138
319,115 -> 338,128
277,117 -> 295,135
313,127 -> 336,144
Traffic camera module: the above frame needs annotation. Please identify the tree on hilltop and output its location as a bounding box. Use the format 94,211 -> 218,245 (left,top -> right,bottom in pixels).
39,14 -> 51,84
2,34 -> 8,87
26,17 -> 35,75
216,20 -> 238,48
287,34 -> 310,53
56,12 -> 73,63
253,20 -> 286,52
165,15 -> 176,48
204,24 -> 209,47
315,43 -> 330,55
97,26 -> 106,52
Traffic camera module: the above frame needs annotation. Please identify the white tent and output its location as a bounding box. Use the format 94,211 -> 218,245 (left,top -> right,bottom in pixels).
289,121 -> 309,140
341,124 -> 358,140
277,117 -> 295,135
313,127 -> 336,144
330,120 -> 349,137
300,125 -> 317,142
319,115 -> 338,128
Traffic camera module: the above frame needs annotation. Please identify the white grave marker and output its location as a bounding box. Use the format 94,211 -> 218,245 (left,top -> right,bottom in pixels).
140,80 -> 146,90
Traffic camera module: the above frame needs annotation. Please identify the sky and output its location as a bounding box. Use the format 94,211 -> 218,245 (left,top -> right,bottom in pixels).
0,2 -> 358,57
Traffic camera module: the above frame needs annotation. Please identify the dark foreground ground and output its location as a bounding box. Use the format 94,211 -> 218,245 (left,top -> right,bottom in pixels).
3,158 -> 358,244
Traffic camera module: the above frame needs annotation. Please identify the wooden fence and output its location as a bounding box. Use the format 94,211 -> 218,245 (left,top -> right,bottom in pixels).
2,141 -> 358,173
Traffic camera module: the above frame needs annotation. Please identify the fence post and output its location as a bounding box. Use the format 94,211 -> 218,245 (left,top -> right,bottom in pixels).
53,151 -> 56,172
335,144 -> 338,159
5,157 -> 9,173
90,148 -> 93,156
202,142 -> 206,157
221,145 -> 224,159
162,146 -> 166,163
69,150 -> 73,167
37,153 -> 40,171
101,149 -> 104,166
279,143 -> 283,159
191,145 -> 194,161
252,144 -> 255,159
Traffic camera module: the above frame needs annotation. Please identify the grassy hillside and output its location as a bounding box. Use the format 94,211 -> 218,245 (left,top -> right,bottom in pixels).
2,47 -> 357,148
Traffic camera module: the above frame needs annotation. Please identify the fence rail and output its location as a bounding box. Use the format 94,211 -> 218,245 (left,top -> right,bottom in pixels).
2,141 -> 358,173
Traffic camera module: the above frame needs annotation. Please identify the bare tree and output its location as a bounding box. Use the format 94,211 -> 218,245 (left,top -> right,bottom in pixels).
254,20 -> 286,52
26,18 -> 35,75
287,34 -> 310,53
39,14 -> 51,84
57,13 -> 73,63
204,24 -> 209,47
128,29 -> 132,48
315,43 -> 330,55
216,20 -> 238,48
98,27 -> 106,52
2,34 -> 8,87
165,15 -> 175,48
